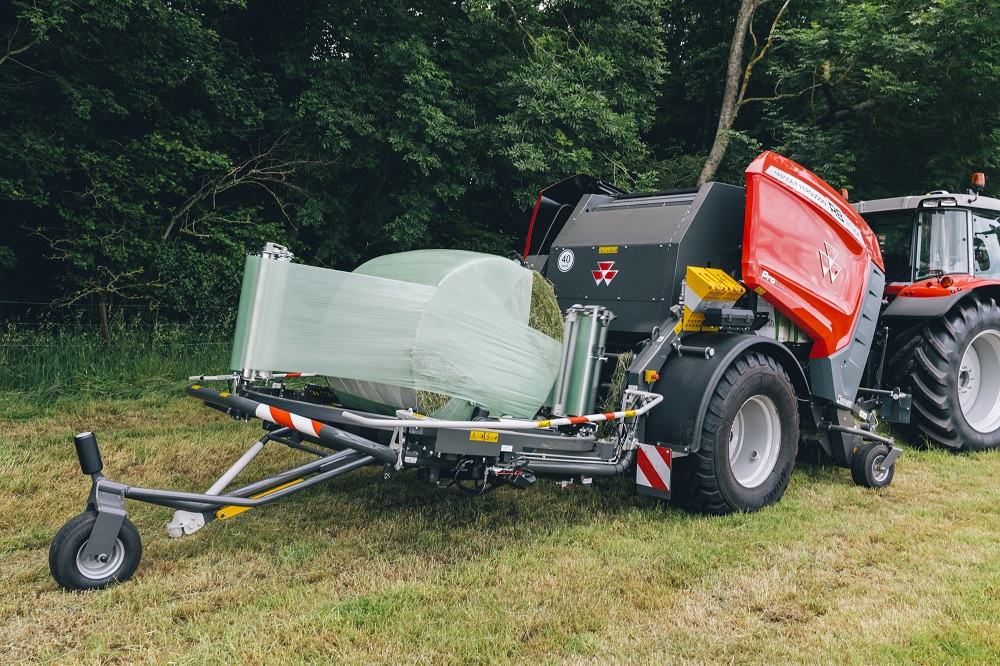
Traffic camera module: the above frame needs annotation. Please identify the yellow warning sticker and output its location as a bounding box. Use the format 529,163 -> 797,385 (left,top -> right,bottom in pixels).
469,431 -> 500,443
598,246 -> 618,254
537,420 -> 552,429
754,286 -> 767,296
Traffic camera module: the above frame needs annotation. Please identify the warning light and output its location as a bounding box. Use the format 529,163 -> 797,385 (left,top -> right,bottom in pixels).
972,172 -> 986,193
940,276 -> 954,288
838,188 -> 849,201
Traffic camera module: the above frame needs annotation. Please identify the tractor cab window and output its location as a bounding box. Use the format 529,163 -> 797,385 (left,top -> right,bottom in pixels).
915,209 -> 969,279
866,213 -> 914,282
973,210 -> 1000,279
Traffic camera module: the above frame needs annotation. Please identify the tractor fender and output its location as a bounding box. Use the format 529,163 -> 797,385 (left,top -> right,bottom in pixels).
882,292 -> 967,319
643,332 -> 808,453
883,279 -> 1000,319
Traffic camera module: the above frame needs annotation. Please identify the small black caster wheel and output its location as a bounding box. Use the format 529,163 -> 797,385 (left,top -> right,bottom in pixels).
851,443 -> 895,489
49,512 -> 142,590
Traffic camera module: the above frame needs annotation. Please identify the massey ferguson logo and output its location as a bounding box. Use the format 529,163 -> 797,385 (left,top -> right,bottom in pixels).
819,242 -> 842,283
592,261 -> 619,285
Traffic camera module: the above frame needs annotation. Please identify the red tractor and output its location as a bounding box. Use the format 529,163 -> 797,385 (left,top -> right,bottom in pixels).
856,176 -> 1000,451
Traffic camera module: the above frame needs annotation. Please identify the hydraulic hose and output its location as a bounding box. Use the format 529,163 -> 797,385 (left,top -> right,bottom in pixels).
523,449 -> 635,478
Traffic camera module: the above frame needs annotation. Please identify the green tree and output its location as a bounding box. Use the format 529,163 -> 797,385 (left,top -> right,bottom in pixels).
0,0 -> 296,313
290,0 -> 666,265
761,0 -> 1000,195
0,0 -> 668,312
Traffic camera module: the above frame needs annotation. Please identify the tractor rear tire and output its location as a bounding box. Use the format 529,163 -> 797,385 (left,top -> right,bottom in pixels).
674,351 -> 798,514
887,295 -> 1000,451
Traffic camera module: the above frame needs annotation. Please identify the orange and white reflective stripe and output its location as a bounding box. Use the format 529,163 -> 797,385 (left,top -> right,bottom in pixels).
254,404 -> 324,438
339,391 -> 661,431
535,409 -> 638,429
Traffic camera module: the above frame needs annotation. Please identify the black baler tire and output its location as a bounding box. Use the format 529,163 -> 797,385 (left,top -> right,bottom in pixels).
850,443 -> 894,488
886,295 -> 1000,451
49,512 -> 142,591
674,351 -> 798,514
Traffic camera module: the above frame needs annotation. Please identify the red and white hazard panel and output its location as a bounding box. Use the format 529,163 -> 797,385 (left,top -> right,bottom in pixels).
635,444 -> 671,499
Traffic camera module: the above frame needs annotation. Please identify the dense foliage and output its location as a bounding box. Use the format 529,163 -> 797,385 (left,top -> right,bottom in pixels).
3,0 -> 999,313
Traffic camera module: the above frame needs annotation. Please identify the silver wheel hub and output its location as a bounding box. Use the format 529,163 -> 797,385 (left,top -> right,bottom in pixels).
870,454 -> 890,484
76,538 -> 125,580
958,329 -> 1000,433
728,395 -> 781,488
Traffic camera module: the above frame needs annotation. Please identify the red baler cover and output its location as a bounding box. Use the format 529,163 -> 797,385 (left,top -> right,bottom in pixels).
743,152 -> 883,358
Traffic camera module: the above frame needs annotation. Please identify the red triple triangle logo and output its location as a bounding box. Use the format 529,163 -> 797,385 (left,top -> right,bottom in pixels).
592,261 -> 618,285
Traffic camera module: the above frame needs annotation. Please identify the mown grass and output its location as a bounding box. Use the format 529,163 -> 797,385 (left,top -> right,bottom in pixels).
2,332 -> 1000,663
2,386 -> 1000,665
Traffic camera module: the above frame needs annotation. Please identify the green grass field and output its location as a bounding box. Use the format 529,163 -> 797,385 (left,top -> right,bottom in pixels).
2,336 -> 1000,664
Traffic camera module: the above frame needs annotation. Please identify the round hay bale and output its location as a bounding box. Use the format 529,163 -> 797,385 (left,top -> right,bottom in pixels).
326,252 -> 565,419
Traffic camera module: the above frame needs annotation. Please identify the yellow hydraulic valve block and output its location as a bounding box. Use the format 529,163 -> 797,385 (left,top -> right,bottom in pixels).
681,266 -> 746,332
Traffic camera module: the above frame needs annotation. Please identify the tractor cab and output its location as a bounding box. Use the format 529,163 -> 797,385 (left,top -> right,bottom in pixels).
853,175 -> 1000,454
855,177 -> 1000,289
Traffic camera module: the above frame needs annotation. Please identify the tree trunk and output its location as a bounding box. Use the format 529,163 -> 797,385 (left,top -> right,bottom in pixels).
698,0 -> 758,186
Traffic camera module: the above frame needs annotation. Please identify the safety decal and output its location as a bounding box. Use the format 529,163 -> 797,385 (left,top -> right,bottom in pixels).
765,165 -> 863,244
557,249 -> 575,272
636,444 -> 671,496
592,261 -> 619,285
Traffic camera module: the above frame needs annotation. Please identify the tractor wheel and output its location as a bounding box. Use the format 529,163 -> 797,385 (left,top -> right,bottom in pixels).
850,443 -> 895,489
887,295 -> 1000,451
674,351 -> 798,514
49,512 -> 142,591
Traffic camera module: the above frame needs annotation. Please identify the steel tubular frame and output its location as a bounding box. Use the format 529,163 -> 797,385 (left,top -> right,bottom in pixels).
70,389 -> 396,562
68,382 -> 659,568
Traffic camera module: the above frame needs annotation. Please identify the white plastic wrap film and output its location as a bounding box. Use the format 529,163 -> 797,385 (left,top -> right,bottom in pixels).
230,256 -> 290,371
355,250 -> 530,322
327,377 -> 418,411
355,250 -> 559,416
232,256 -> 433,385
230,250 -> 561,418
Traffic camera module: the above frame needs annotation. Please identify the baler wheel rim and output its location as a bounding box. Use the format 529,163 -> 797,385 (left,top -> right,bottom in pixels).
728,395 -> 781,489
